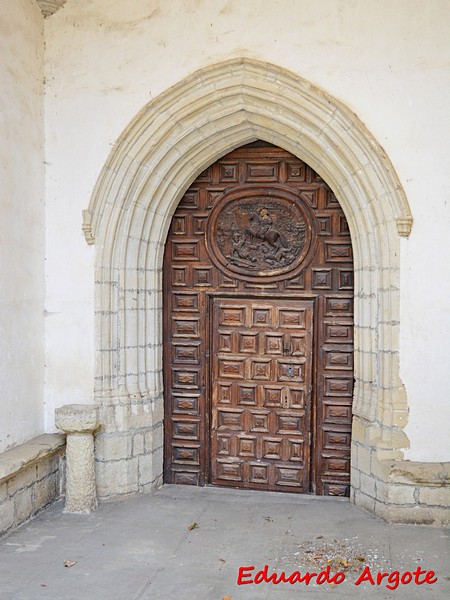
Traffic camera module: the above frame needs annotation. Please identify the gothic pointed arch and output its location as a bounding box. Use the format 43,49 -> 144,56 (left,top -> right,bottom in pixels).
84,58 -> 413,514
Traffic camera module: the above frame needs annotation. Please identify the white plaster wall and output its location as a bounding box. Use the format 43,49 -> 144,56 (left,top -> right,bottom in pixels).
0,0 -> 45,452
44,0 -> 450,460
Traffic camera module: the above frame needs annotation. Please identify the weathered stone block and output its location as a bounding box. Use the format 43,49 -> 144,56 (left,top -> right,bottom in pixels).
0,499 -> 14,534
366,424 -> 382,445
96,458 -> 139,498
151,446 -> 164,482
153,472 -> 163,490
113,405 -> 130,432
360,472 -> 376,498
350,466 -> 360,490
0,482 -> 6,503
7,465 -> 37,496
153,424 -> 163,449
419,487 -> 450,507
388,429 -> 409,450
389,484 -> 416,506
34,475 -> 58,510
14,487 -> 33,523
376,448 -> 404,461
357,445 -> 371,476
100,406 -> 116,429
129,412 -> 152,430
391,408 -> 408,429
36,454 -> 61,480
152,400 -> 164,425
96,434 -> 131,461
59,457 -> 66,496
384,505 -> 437,525
375,480 -> 389,503
132,433 -> 144,457
139,482 -> 156,494
351,418 -> 365,443
370,456 -> 392,481
391,461 -> 450,486
55,404 -> 99,433
138,453 -> 154,486
144,431 -> 153,452
354,489 -> 375,514
374,499 -> 388,521
350,442 -> 358,466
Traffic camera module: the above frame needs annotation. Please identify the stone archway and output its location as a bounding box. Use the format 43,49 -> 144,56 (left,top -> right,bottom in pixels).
83,58 -> 423,522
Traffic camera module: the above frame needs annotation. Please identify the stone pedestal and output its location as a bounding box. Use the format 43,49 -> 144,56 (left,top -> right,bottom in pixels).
55,404 -> 100,513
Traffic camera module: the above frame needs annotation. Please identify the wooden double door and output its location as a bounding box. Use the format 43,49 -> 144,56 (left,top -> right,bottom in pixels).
163,142 -> 354,496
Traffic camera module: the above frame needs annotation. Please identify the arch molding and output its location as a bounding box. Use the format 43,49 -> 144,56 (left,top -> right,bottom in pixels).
84,59 -> 417,520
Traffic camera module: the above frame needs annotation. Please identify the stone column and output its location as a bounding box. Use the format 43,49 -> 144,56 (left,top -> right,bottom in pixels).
55,404 -> 100,513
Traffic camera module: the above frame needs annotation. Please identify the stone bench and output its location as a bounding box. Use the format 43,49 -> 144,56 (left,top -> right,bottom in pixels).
0,434 -> 66,536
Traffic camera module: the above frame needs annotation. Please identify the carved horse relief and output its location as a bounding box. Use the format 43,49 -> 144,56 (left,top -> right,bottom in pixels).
207,187 -> 314,281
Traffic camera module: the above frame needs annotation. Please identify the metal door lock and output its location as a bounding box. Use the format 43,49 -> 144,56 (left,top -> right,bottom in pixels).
282,386 -> 291,408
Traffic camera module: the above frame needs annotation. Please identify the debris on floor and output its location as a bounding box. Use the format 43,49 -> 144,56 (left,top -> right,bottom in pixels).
278,536 -> 390,577
63,560 -> 77,568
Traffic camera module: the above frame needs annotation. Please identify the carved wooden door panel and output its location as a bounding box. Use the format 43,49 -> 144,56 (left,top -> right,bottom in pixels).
211,298 -> 313,491
163,141 -> 354,496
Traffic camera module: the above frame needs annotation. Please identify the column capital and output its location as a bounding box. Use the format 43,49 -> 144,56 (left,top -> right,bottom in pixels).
55,404 -> 100,434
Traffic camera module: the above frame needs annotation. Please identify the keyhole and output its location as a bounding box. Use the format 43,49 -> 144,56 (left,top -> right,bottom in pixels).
287,366 -> 294,378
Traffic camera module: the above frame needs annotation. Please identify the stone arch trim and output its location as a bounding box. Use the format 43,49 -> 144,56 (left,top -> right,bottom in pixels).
84,58 -> 415,514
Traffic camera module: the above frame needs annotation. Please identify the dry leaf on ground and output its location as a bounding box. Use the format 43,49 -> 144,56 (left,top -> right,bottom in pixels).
63,560 -> 77,568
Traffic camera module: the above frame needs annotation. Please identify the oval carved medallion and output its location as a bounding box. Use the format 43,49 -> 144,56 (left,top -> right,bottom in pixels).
206,187 -> 314,282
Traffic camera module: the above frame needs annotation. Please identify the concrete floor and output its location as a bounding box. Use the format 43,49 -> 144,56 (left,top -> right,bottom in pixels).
0,485 -> 449,600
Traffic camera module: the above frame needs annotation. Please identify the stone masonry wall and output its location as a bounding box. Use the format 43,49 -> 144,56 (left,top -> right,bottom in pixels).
95,423 -> 163,499
351,417 -> 450,526
0,434 -> 65,536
